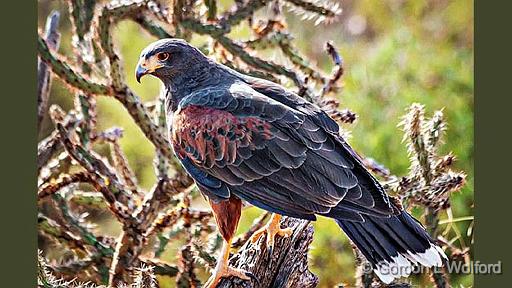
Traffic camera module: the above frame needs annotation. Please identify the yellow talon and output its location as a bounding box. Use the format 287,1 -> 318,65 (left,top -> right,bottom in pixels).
203,238 -> 253,288
250,214 -> 293,254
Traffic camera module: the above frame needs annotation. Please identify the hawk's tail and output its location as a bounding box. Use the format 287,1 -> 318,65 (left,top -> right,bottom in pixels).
335,211 -> 447,283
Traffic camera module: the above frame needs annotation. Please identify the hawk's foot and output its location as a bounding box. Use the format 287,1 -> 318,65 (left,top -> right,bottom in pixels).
204,238 -> 254,288
203,266 -> 252,288
249,214 -> 293,255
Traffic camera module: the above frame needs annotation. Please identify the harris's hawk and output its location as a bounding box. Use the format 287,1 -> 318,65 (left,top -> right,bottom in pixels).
136,39 -> 446,287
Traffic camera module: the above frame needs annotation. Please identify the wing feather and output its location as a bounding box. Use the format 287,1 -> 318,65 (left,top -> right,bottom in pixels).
172,81 -> 394,221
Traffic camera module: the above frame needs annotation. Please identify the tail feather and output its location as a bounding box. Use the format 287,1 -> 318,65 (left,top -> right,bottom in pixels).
336,211 -> 447,284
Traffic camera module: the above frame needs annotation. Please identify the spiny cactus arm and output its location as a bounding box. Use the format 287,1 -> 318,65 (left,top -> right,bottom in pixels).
49,257 -> 98,277
153,91 -> 172,181
38,213 -> 88,252
131,264 -> 159,288
244,28 -> 335,90
153,209 -> 216,260
284,0 -> 342,18
87,127 -> 139,193
43,191 -> 114,284
218,35 -> 305,86
179,17 -> 227,36
205,0 -> 217,21
39,250 -> 164,288
394,104 -> 467,287
116,88 -> 178,162
135,180 -> 182,231
221,0 -> 270,28
38,112 -> 81,173
68,191 -> 108,211
322,41 -> 344,96
399,105 -> 467,207
144,258 -> 180,277
111,139 -> 139,190
144,209 -> 182,241
68,0 -> 87,41
96,1 -> 154,90
361,156 -> 391,180
176,242 -> 202,287
38,250 -> 77,288
41,1 -> 179,164
244,30 -> 285,50
245,32 -> 346,103
39,35 -> 178,164
38,131 -> 62,172
75,93 -> 97,147
178,18 -> 306,88
191,239 -> 217,269
427,110 -> 446,148
279,36 -> 327,83
109,176 -> 193,285
39,126 -> 135,209
38,11 -> 61,132
133,14 -> 173,38
144,206 -> 212,240
48,188 -> 190,284
96,2 -> 181,163
402,103 -> 435,184
321,103 -> 357,124
52,193 -> 116,258
137,177 -> 195,233
79,124 -> 140,199
54,119 -> 135,223
38,36 -> 112,95
67,1 -> 95,75
397,172 -> 465,206
215,43 -> 282,81
38,171 -> 94,200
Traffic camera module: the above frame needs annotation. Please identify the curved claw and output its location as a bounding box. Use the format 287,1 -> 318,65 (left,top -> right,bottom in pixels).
245,270 -> 260,285
204,266 -> 252,288
204,237 -> 253,288
249,214 -> 293,255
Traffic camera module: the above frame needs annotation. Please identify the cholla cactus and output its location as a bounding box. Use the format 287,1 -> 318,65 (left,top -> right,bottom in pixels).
37,1 -> 467,288
399,103 -> 466,209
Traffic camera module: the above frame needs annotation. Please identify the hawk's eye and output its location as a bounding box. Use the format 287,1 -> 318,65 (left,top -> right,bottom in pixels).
157,52 -> 169,61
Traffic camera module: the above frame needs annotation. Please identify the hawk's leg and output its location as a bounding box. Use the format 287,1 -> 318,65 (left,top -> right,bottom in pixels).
249,213 -> 293,255
205,196 -> 252,288
204,238 -> 252,288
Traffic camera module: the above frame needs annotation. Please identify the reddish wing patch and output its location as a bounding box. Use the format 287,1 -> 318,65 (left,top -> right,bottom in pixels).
172,105 -> 273,168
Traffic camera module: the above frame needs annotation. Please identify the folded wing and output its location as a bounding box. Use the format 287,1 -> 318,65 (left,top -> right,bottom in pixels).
172,82 -> 394,221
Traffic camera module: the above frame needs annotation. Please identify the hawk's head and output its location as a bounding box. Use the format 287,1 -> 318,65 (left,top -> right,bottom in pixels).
135,38 -> 207,83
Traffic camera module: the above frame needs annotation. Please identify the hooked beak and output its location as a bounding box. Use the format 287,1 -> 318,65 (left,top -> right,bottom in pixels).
135,64 -> 148,83
135,56 -> 164,83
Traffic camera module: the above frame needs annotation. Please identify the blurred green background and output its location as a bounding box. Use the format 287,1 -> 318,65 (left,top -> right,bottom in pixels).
38,0 -> 473,287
